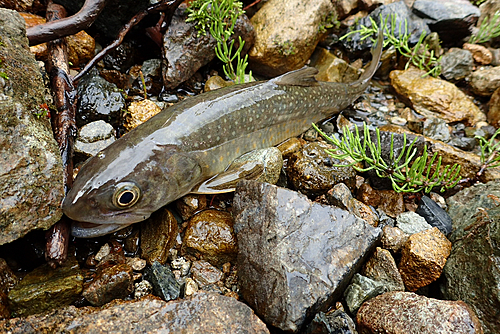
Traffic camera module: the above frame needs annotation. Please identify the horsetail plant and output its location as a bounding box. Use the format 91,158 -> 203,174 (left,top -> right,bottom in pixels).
313,123 -> 462,193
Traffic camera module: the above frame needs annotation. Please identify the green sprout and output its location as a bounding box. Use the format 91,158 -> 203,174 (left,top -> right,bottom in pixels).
341,14 -> 442,77
477,127 -> 500,170
187,0 -> 252,83
313,123 -> 461,193
469,10 -> 500,44
33,104 -> 49,119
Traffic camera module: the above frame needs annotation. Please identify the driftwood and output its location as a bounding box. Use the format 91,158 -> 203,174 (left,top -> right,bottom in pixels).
44,1 -> 77,268
27,0 -> 108,46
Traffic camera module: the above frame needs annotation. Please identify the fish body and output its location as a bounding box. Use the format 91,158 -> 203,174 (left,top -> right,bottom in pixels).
63,34 -> 383,237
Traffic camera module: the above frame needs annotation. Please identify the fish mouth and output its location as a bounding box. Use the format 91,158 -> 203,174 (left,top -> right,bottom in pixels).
71,221 -> 135,238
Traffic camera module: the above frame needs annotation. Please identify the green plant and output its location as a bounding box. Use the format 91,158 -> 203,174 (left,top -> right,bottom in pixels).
318,11 -> 340,33
33,104 -> 49,119
0,59 -> 8,80
313,123 -> 461,193
469,10 -> 500,44
274,38 -> 296,56
187,0 -> 252,83
477,127 -> 500,170
341,14 -> 442,77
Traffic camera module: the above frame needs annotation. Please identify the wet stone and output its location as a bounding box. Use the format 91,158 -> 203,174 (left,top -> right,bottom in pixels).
140,208 -> 179,265
233,180 -> 381,332
124,99 -> 162,131
357,183 -> 381,207
183,209 -> 237,266
129,59 -> 163,96
74,120 -> 116,160
442,181 -> 500,334
175,194 -> 207,221
357,291 -> 484,334
399,227 -> 451,292
144,261 -> 180,302
76,68 -> 126,127
8,259 -> 83,317
304,310 -> 357,334
134,280 -> 153,299
170,257 -> 191,277
361,247 -> 405,292
377,190 -> 405,218
416,195 -> 452,236
310,47 -> 362,83
423,117 -> 451,142
327,183 -> 379,227
440,48 -> 474,81
470,65 -> 500,97
184,277 -> 199,296
230,147 -> 283,186
344,274 -> 387,315
380,226 -> 409,253
287,141 -> 356,197
82,263 -> 134,306
190,260 -> 224,288
396,211 -> 432,235
204,75 -> 234,92
0,9 -> 64,245
449,136 -> 477,151
126,257 -> 146,272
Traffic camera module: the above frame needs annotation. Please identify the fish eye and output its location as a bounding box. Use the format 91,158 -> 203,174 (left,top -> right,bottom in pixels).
112,182 -> 141,208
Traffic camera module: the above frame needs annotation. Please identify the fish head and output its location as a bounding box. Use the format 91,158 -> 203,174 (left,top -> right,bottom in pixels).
63,137 -> 201,237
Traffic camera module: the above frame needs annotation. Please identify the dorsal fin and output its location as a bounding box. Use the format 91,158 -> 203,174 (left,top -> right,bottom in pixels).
271,66 -> 319,87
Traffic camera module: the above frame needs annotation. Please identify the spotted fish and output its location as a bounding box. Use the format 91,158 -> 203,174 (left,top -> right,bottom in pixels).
63,33 -> 383,237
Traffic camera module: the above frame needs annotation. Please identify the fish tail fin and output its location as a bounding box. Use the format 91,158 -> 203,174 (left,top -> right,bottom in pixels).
351,29 -> 384,87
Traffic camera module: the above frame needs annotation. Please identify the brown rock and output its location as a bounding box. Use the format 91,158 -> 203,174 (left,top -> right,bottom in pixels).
276,137 -> 303,158
327,183 -> 379,227
99,69 -> 130,90
204,75 -> 234,92
124,99 -> 162,131
0,293 -> 270,333
357,183 -> 381,207
82,263 -> 134,307
398,227 -> 452,291
175,194 -> 207,221
377,190 -> 404,218
140,208 -> 179,265
470,66 -> 500,96
310,47 -> 362,83
357,291 -> 484,334
380,226 -> 409,253
487,86 -> 500,128
249,0 -> 336,77
183,209 -> 238,266
361,247 -> 405,291
190,260 -> 224,288
390,68 -> 485,125
463,43 -> 493,65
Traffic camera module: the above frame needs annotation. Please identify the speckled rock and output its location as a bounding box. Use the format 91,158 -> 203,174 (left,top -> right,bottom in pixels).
183,209 -> 237,266
441,181 -> 500,334
440,48 -> 474,81
248,0 -> 336,77
470,66 -> 500,96
357,291 -> 484,334
0,9 -> 64,245
190,260 -> 224,288
304,309 -> 358,334
82,263 -> 134,306
327,183 -> 379,227
124,99 -> 162,131
344,274 -> 387,315
140,208 -> 179,265
398,227 -> 451,292
233,180 -> 381,332
144,261 -> 180,302
8,259 -> 83,317
361,247 -> 405,292
0,293 -> 270,333
380,226 -> 409,253
74,120 -> 116,160
396,211 -> 432,235
377,190 -> 404,218
487,86 -> 500,128
463,43 -> 493,65
287,141 -> 356,197
390,68 -> 485,125
357,183 -> 381,207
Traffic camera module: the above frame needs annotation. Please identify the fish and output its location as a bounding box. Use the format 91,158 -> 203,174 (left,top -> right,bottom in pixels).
62,32 -> 383,238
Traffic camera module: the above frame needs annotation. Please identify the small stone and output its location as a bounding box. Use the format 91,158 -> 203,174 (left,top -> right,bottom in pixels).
357,183 -> 381,207
327,183 -> 379,227
377,190 -> 404,218
399,227 -> 452,291
396,211 -> 433,235
304,310 -> 358,334
381,226 -> 409,253
204,75 -> 234,92
470,65 -> 500,96
171,257 -> 191,277
82,263 -> 134,306
344,274 -> 388,314
175,194 -> 207,221
124,99 -> 162,131
126,257 -> 146,272
228,147 -> 283,186
310,47 -> 362,83
134,280 -> 153,299
487,86 -> 500,128
463,43 -> 493,65
184,278 -> 199,296
276,137 -> 303,158
190,260 -> 224,288
140,208 -> 179,265
423,117 -> 451,142
183,209 -> 237,266
95,243 -> 111,262
361,247 -> 405,292
144,262 -> 180,302
440,48 -> 474,81
357,291 -> 484,334
415,195 -> 452,236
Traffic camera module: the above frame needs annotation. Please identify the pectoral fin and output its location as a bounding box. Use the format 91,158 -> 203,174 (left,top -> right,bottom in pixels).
191,147 -> 283,194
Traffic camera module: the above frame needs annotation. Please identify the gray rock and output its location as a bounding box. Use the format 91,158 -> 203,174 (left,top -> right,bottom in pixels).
304,310 -> 358,334
344,274 -> 388,315
396,211 -> 432,235
144,261 -> 180,302
423,117 -> 451,143
74,120 -> 116,160
233,180 -> 381,332
357,291 -> 484,334
0,9 -> 64,245
190,260 -> 224,288
0,293 -> 270,333
470,66 -> 500,97
416,195 -> 453,236
440,48 -> 474,81
412,0 -> 480,44
441,181 -> 500,334
129,59 -> 163,96
361,247 -> 405,292
230,147 -> 283,186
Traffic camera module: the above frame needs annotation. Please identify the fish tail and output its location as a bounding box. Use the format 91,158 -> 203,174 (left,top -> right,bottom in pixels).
351,30 -> 384,87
